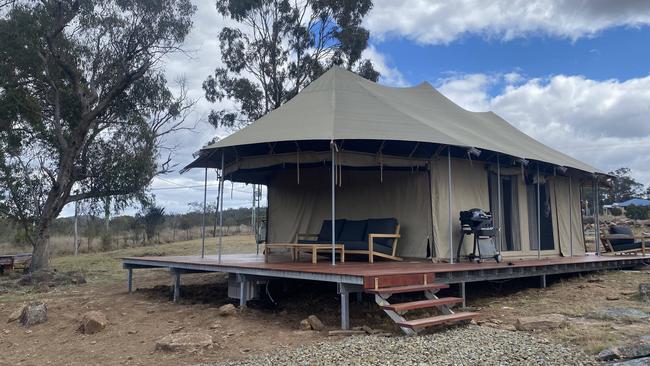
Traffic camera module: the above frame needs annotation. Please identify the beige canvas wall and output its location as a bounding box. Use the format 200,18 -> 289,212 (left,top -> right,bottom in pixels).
267,167 -> 433,258
430,158 -> 490,260
549,176 -> 585,256
266,159 -> 585,261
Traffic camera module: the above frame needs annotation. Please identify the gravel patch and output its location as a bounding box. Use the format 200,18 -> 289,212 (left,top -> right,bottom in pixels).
208,325 -> 596,366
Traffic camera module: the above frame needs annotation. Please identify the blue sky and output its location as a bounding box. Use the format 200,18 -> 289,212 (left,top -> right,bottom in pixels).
59,0 -> 650,216
376,26 -> 650,84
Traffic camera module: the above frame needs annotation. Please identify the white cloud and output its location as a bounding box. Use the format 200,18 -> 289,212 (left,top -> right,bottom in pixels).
362,45 -> 407,86
437,72 -> 650,186
366,0 -> 650,44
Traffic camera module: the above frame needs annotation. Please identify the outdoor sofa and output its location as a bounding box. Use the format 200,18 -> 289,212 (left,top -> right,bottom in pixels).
297,218 -> 401,263
600,225 -> 647,255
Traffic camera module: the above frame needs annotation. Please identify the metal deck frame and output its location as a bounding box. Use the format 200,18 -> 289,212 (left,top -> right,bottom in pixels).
123,255 -> 647,330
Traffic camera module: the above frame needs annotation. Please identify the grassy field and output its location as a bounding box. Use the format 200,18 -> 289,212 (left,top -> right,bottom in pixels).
50,234 -> 257,284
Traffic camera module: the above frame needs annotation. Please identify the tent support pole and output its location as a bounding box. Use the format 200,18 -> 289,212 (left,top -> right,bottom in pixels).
496,154 -> 502,251
331,142 -> 336,266
595,176 -> 600,256
536,162 -> 541,260
448,147 -> 453,264
218,152 -> 225,263
201,168 -> 208,258
569,176 -> 573,257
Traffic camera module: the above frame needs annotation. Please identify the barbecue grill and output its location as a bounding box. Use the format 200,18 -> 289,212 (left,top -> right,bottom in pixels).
456,208 -> 502,263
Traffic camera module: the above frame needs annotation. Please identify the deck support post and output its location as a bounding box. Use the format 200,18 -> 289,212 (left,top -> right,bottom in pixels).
540,274 -> 547,289
337,283 -> 361,330
239,275 -> 248,308
459,282 -> 466,307
127,268 -> 133,293
172,269 -> 181,303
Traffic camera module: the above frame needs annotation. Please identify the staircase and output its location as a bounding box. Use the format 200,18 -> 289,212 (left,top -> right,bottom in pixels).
364,273 -> 478,336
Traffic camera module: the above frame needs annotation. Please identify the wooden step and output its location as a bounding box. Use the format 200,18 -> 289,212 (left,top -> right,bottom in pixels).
379,297 -> 463,312
365,283 -> 449,295
395,312 -> 479,329
363,273 -> 435,289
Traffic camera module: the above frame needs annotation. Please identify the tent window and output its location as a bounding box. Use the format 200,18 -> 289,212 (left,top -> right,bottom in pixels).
488,173 -> 521,251
527,182 -> 555,250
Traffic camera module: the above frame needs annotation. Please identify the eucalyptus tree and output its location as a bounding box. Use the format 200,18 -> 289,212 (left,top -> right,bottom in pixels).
0,0 -> 196,270
203,0 -> 379,129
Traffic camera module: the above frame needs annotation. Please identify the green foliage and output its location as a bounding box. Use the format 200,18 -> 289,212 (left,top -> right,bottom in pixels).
204,0 -> 378,129
610,207 -> 623,217
625,205 -> 649,220
0,0 -> 196,269
141,205 -> 165,243
606,168 -> 644,204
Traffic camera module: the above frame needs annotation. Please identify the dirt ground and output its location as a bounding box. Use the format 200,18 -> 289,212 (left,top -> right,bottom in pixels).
0,237 -> 649,365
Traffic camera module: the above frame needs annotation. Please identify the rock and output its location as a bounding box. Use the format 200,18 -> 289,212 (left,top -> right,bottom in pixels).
155,332 -> 213,352
589,308 -> 649,322
611,356 -> 650,365
20,302 -> 47,327
640,284 -> 650,302
217,304 -> 237,316
7,304 -> 25,323
618,342 -> 650,360
208,321 -> 222,329
515,314 -> 568,331
328,330 -> 366,336
307,315 -> 324,331
80,311 -> 108,334
607,296 -> 621,301
299,319 -> 312,330
597,347 -> 622,362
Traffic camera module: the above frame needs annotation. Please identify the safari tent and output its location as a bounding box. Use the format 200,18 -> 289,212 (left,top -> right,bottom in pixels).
184,66 -> 604,263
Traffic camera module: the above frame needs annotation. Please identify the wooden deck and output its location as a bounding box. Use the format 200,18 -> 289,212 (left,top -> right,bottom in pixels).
122,253 -> 647,331
123,252 -> 646,287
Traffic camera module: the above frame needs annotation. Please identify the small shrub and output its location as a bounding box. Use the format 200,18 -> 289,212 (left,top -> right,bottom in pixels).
625,205 -> 650,220
610,207 -> 623,216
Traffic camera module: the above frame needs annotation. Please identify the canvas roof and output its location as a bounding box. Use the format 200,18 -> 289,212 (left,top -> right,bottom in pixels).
197,67 -> 600,174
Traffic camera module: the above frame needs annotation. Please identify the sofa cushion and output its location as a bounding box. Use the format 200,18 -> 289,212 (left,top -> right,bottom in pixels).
344,241 -> 392,254
610,225 -> 633,236
318,219 -> 346,242
365,218 -> 398,246
611,241 -> 643,251
339,220 -> 367,242
607,233 -> 636,247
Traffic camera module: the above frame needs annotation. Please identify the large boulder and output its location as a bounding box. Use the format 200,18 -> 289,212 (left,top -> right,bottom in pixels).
80,311 -> 108,334
515,314 -> 568,331
20,302 -> 47,327
217,304 -> 237,316
7,304 -> 26,323
155,332 -> 214,352
589,308 -> 649,322
307,315 -> 325,331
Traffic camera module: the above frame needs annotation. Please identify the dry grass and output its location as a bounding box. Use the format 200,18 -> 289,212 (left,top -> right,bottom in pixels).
0,225 -> 253,257
50,234 -> 257,284
473,268 -> 650,353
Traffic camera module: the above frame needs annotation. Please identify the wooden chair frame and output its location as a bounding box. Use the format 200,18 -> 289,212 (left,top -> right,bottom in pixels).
600,234 -> 647,256
298,224 -> 403,263
347,224 -> 402,263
